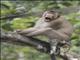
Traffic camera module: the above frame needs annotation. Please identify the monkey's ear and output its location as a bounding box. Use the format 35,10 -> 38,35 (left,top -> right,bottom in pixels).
42,11 -> 48,17
54,13 -> 60,19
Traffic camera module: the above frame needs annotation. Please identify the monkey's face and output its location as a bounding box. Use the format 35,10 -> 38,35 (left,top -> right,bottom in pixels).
43,11 -> 60,22
45,13 -> 55,22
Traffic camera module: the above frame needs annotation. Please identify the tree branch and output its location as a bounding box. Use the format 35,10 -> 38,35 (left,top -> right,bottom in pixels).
0,30 -> 79,60
0,30 -> 51,53
0,13 -> 28,20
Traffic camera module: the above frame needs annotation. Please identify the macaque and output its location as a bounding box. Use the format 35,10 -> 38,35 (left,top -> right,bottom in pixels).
17,10 -> 73,55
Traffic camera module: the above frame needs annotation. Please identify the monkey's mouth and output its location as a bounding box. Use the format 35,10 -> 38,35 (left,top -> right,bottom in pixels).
45,17 -> 52,22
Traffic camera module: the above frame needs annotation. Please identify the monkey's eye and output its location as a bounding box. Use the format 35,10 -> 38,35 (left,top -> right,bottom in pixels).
45,17 -> 51,20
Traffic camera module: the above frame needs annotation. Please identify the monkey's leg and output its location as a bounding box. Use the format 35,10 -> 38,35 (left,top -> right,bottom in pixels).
45,29 -> 69,41
44,29 -> 69,55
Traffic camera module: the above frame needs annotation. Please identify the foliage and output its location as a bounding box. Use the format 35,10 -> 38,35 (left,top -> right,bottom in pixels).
1,1 -> 80,60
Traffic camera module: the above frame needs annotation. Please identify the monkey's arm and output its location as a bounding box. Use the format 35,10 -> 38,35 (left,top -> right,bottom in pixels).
25,28 -> 52,36
17,19 -> 42,34
17,28 -> 37,34
25,28 -> 69,40
22,27 -> 69,40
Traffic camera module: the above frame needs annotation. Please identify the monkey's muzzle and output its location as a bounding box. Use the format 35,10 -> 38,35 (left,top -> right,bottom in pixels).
45,17 -> 52,22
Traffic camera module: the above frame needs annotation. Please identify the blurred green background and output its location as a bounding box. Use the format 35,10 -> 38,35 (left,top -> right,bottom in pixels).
1,0 -> 80,60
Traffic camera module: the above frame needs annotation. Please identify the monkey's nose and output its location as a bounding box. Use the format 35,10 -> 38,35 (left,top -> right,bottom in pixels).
45,17 -> 51,20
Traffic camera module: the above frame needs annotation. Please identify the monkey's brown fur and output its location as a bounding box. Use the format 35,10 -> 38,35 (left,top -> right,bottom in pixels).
17,11 -> 73,54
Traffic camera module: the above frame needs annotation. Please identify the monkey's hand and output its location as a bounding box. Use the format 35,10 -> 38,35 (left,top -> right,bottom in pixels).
16,28 -> 36,34
15,29 -> 22,32
26,28 -> 52,36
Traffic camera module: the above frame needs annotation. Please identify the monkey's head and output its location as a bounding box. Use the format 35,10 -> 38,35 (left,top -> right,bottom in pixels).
42,10 -> 60,22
